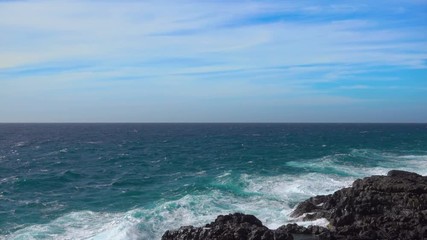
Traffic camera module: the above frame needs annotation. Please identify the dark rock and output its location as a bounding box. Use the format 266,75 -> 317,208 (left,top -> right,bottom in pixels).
291,170 -> 427,240
162,170 -> 426,240
274,224 -> 332,240
161,213 -> 293,240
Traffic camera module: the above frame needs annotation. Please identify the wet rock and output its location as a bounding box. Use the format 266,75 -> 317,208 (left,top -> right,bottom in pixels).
162,170 -> 426,240
291,170 -> 427,239
161,213 -> 293,240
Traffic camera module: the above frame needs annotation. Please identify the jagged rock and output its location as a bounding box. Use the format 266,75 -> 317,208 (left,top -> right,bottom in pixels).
162,170 -> 427,240
276,223 -> 333,240
161,213 -> 293,240
161,214 -> 331,240
291,170 -> 427,239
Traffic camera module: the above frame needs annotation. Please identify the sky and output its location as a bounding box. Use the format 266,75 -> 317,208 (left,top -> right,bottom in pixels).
0,0 -> 426,123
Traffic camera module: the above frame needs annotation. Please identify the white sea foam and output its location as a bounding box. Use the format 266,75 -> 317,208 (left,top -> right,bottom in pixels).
59,148 -> 68,153
294,218 -> 330,228
14,142 -> 26,147
286,150 -> 427,177
394,154 -> 427,175
217,170 -> 231,178
5,211 -> 140,240
3,173 -> 339,240
0,176 -> 19,185
5,150 -> 427,240
237,172 -> 355,229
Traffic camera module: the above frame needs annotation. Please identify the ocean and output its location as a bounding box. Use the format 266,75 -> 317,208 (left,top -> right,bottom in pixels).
0,123 -> 426,240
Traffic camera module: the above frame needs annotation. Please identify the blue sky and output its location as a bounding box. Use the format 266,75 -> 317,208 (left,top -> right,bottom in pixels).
0,0 -> 426,122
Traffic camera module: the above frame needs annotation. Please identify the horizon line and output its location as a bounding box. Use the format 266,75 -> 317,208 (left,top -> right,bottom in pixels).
0,122 -> 426,124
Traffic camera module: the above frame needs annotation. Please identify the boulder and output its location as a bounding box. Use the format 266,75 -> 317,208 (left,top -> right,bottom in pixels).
291,170 -> 427,239
161,213 -> 293,240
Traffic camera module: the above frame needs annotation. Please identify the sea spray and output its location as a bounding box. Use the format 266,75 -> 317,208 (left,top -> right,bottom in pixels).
1,123 -> 426,239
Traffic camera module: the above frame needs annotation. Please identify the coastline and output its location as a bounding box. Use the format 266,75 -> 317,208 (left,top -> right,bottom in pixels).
162,170 -> 427,240
2,124 -> 427,239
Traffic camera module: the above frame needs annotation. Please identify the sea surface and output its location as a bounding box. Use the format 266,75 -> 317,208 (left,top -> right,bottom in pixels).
0,123 -> 426,240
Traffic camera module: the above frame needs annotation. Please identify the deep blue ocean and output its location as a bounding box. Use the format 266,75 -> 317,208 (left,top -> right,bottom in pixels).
1,123 -> 426,239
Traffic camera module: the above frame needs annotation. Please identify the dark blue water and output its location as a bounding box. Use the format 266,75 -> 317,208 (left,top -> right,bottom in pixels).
1,123 -> 426,239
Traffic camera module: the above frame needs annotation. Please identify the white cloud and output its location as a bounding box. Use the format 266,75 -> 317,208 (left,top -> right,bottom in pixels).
0,0 -> 426,122
1,0 -> 425,69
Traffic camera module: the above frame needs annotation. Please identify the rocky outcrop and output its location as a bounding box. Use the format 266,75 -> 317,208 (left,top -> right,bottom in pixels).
291,170 -> 427,239
161,213 -> 335,240
161,213 -> 294,240
162,170 -> 427,240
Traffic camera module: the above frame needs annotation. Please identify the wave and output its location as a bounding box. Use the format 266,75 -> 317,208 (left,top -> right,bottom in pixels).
2,211 -> 139,240
286,149 -> 427,177
13,142 -> 26,148
0,173 -> 351,240
4,150 -> 427,240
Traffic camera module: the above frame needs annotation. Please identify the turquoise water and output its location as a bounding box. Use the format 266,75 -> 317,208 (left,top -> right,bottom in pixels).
1,123 -> 426,239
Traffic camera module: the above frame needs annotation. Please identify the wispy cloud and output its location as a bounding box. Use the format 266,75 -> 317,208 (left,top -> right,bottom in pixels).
338,85 -> 371,90
0,0 -> 426,122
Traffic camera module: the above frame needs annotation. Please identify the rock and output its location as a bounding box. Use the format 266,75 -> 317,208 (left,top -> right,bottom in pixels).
291,170 -> 427,239
162,215 -> 334,240
161,213 -> 293,240
162,170 -> 427,240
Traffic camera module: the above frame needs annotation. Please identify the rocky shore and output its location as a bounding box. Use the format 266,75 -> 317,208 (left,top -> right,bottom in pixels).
162,170 -> 427,240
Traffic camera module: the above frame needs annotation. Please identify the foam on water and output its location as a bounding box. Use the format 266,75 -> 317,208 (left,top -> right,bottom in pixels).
394,155 -> 427,175
14,142 -> 26,148
0,176 -> 19,185
4,211 -> 140,240
3,172 -> 341,239
286,150 -> 427,177
4,151 -> 427,240
293,218 -> 330,228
